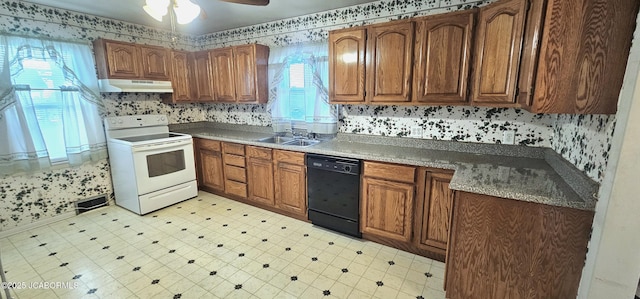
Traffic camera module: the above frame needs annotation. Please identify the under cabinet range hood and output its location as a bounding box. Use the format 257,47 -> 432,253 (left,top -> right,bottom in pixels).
98,79 -> 173,93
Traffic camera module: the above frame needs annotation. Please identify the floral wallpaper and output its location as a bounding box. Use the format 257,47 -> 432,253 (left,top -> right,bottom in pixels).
0,0 -> 616,231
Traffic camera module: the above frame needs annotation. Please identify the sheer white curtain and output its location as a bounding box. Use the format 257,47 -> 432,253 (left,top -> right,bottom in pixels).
0,35 -> 106,175
267,42 -> 338,135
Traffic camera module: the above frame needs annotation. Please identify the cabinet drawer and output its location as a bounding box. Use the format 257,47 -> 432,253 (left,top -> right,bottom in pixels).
363,161 -> 416,183
274,150 -> 305,165
247,146 -> 272,160
225,165 -> 246,182
224,154 -> 245,167
223,142 -> 245,155
225,180 -> 247,198
198,139 -> 221,152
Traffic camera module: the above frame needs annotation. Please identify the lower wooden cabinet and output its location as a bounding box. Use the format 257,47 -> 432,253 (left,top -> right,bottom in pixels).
274,150 -> 307,217
414,169 -> 454,257
247,146 -> 275,206
194,138 -> 224,192
445,191 -> 594,299
360,161 -> 453,261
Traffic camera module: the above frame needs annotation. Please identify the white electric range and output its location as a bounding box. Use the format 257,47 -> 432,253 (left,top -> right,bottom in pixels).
104,115 -> 197,215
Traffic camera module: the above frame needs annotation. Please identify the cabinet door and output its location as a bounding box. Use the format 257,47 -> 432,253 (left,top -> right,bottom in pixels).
416,170 -> 454,253
140,45 -> 171,80
361,177 -> 414,242
413,11 -> 474,104
247,157 -> 275,206
274,162 -> 306,216
169,51 -> 193,102
366,21 -> 414,103
196,140 -> 224,192
193,51 -> 215,101
233,45 -> 257,103
104,41 -> 140,78
211,48 -> 237,102
329,28 -> 367,103
471,0 -> 527,104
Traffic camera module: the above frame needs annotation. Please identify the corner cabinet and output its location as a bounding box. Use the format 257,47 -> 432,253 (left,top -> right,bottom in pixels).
414,169 -> 454,258
517,0 -> 640,114
413,10 -> 475,105
471,0 -> 527,105
211,44 -> 269,103
328,28 -> 367,103
445,191 -> 594,299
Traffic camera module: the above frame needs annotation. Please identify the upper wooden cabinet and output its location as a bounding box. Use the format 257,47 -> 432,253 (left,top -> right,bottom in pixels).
165,51 -> 193,103
211,44 -> 269,104
517,0 -> 640,114
329,28 -> 367,103
193,51 -> 215,102
94,39 -> 170,81
140,45 -> 171,80
413,10 -> 475,104
367,21 -> 415,103
471,0 -> 527,105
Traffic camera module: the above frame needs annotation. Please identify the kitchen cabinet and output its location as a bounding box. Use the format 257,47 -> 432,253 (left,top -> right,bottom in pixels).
414,169 -> 454,258
360,161 -> 453,261
164,50 -> 193,103
413,10 -> 475,104
246,146 -> 275,206
93,39 -> 170,81
328,28 -> 367,103
517,0 -> 640,114
445,191 -> 594,299
222,143 -> 247,199
328,20 -> 413,104
471,0 -> 527,105
194,138 -> 224,193
361,161 -> 416,242
274,150 -> 307,218
367,21 -> 415,103
211,44 -> 269,103
193,51 -> 215,102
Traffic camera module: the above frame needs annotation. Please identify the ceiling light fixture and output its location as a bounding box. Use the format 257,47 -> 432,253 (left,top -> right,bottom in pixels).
143,0 -> 201,25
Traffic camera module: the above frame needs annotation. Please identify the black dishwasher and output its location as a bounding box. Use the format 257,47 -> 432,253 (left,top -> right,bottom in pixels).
306,153 -> 361,238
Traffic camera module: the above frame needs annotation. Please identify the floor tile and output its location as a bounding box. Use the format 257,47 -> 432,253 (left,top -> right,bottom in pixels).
0,192 -> 445,299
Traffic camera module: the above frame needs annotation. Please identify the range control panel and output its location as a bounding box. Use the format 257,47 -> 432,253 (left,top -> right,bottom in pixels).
104,115 -> 168,130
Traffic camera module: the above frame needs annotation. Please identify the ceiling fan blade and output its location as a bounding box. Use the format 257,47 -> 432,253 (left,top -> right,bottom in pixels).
218,0 -> 269,6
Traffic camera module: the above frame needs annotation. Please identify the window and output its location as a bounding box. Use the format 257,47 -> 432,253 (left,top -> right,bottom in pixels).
287,61 -> 312,122
13,58 -> 72,162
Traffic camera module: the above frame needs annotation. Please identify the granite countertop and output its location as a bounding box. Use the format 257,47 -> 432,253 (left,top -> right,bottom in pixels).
171,122 -> 599,211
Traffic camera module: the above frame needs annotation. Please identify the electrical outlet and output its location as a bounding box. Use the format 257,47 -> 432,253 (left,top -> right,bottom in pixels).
502,130 -> 516,145
410,126 -> 423,138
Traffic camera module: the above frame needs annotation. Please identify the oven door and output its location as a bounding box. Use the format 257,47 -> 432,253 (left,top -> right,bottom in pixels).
131,138 -> 196,195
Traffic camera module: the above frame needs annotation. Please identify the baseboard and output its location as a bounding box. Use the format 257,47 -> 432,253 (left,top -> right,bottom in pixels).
0,212 -> 77,239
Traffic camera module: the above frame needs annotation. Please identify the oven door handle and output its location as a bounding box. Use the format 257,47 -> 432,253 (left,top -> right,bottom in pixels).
132,139 -> 192,153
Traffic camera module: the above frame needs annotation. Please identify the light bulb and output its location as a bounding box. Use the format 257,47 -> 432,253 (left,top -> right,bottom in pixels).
143,0 -> 170,22
173,0 -> 201,24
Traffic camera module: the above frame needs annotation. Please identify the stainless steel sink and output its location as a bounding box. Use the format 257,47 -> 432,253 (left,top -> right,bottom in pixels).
282,139 -> 321,147
256,136 -> 294,144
